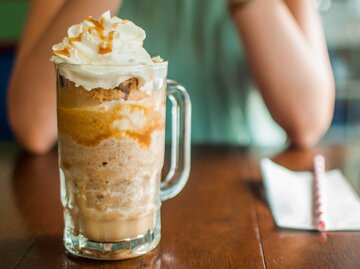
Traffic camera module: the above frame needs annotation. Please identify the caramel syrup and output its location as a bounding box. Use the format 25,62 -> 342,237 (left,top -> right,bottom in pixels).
54,48 -> 70,57
54,16 -> 118,57
86,16 -> 105,39
99,31 -> 115,54
69,32 -> 84,43
86,16 -> 115,54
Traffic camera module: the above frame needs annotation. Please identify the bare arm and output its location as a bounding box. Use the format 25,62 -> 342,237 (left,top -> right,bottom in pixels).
7,0 -> 122,154
232,0 -> 335,148
15,0 -> 66,66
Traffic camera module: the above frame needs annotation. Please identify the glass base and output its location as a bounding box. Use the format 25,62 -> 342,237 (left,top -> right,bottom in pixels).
64,227 -> 160,260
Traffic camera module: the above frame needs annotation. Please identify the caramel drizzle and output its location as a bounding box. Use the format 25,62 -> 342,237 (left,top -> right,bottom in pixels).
99,31 -> 115,54
54,24 -> 87,57
54,48 -> 70,57
54,16 -> 117,57
86,16 -> 115,54
86,16 -> 105,39
69,32 -> 85,43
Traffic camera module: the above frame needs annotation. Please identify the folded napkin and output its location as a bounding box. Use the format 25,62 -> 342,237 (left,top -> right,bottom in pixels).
260,158 -> 360,231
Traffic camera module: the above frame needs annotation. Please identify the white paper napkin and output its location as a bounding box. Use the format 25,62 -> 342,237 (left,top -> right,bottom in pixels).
260,158 -> 360,231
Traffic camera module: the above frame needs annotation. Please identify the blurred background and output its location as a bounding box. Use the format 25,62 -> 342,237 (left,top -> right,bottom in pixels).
1,0 -> 360,145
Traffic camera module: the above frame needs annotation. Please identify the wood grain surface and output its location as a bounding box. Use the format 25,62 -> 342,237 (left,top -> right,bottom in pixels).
0,143 -> 359,268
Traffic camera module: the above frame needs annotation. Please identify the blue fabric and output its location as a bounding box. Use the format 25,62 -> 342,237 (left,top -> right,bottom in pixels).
0,51 -> 14,139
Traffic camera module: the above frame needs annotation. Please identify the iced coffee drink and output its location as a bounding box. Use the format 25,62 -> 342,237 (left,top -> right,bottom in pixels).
51,11 -> 191,260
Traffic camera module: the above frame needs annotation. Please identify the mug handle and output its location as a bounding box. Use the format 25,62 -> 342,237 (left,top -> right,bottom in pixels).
160,80 -> 192,201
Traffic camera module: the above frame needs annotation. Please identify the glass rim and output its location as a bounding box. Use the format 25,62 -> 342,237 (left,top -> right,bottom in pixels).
54,61 -> 168,69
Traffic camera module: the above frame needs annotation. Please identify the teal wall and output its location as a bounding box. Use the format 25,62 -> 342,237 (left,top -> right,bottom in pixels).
0,1 -> 28,41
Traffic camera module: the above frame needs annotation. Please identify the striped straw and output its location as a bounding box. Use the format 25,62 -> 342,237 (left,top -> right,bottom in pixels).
313,155 -> 327,232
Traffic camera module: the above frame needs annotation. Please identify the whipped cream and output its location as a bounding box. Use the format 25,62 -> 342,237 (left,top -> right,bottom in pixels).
51,11 -> 165,91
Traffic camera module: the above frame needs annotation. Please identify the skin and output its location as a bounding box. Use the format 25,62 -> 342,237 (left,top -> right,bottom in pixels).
232,0 -> 335,148
7,0 -> 334,154
7,0 -> 122,154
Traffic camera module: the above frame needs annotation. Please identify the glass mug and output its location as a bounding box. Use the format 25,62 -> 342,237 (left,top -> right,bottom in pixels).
55,62 -> 191,260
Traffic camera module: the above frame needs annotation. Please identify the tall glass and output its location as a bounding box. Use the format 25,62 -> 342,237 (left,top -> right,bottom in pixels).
55,62 -> 191,260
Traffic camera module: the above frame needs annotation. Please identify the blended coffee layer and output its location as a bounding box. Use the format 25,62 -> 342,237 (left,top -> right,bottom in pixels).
60,134 -> 164,241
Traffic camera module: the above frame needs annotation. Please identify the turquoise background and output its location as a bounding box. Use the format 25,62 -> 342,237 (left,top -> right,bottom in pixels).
0,1 -> 28,41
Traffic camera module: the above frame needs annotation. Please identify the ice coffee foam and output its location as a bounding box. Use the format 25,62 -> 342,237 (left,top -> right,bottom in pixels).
51,10 -> 166,91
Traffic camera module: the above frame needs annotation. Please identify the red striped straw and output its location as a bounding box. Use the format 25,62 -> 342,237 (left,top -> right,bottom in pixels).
313,155 -> 327,232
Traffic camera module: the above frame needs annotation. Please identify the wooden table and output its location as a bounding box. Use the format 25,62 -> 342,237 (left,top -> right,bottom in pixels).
1,142 -> 360,268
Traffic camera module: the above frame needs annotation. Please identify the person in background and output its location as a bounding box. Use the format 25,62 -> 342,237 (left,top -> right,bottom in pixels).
7,0 -> 335,154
